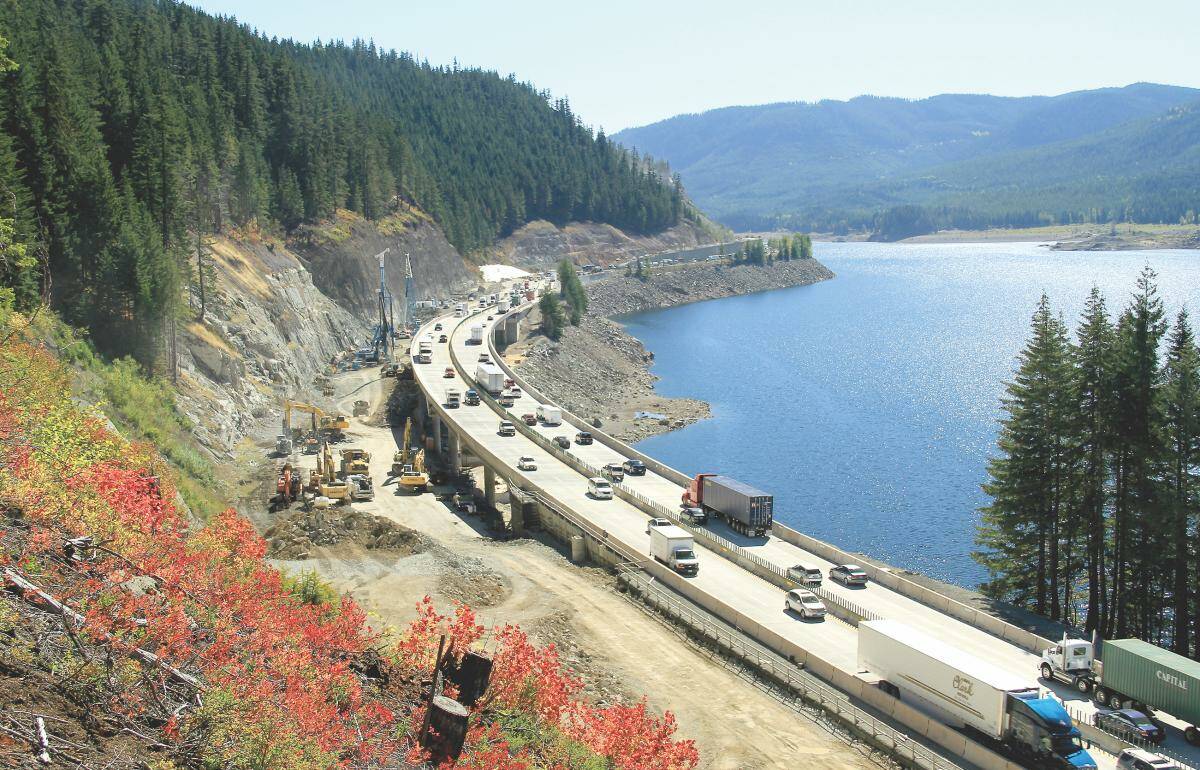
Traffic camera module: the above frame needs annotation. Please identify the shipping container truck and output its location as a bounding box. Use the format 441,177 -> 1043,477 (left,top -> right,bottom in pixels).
498,299 -> 510,313
682,473 -> 773,536
536,405 -> 562,425
860,620 -> 1097,769
468,325 -> 485,345
649,525 -> 699,576
1040,637 -> 1200,744
475,364 -> 505,395
455,302 -> 466,317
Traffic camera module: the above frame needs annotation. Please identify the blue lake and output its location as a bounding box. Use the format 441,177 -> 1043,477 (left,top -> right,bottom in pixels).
623,242 -> 1200,587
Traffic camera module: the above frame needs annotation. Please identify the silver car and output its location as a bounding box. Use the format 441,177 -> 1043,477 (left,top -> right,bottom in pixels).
785,589 -> 826,619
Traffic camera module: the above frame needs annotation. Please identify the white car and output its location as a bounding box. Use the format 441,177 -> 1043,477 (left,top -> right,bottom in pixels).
645,517 -> 671,535
1117,748 -> 1180,770
785,589 -> 827,620
517,456 -> 537,471
498,420 -> 516,437
587,477 -> 613,499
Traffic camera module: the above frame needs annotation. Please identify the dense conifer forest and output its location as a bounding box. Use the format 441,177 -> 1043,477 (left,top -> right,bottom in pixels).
0,0 -> 692,363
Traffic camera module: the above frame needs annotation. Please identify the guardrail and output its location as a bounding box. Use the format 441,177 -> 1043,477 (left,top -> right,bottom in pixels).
615,563 -> 964,770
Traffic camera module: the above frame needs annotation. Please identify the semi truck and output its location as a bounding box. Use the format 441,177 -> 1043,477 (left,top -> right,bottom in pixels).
475,363 -> 505,395
498,299 -> 510,313
682,473 -> 773,536
536,405 -> 563,425
454,302 -> 466,317
859,620 -> 1097,769
468,325 -> 485,345
649,525 -> 699,576
1040,637 -> 1200,745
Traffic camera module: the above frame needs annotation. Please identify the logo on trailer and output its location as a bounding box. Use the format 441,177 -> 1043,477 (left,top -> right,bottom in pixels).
1156,669 -> 1189,691
952,675 -> 974,698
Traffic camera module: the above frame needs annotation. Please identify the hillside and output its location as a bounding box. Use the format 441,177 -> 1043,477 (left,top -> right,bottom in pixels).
613,84 -> 1200,233
0,0 -> 703,366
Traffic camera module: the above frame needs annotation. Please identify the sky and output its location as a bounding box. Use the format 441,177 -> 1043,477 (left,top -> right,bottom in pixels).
189,0 -> 1200,132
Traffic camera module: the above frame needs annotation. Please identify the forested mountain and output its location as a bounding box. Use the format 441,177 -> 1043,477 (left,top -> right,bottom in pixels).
0,0 -> 694,363
613,84 -> 1200,234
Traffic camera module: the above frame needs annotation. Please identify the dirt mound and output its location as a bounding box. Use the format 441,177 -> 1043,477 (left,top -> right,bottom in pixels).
265,507 -> 429,559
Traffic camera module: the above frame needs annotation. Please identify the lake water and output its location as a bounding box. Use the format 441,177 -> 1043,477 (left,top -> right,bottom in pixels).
622,242 -> 1200,587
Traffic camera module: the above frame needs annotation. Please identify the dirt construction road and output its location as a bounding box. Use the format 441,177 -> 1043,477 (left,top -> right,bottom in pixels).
261,367 -> 884,770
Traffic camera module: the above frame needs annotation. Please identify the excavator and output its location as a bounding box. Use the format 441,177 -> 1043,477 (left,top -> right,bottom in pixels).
284,400 -> 323,440
319,413 -> 350,440
308,441 -> 349,503
389,418 -> 429,492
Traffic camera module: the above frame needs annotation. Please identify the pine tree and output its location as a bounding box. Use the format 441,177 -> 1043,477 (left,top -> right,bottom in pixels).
538,294 -> 565,341
1161,309 -> 1199,654
975,295 -> 1075,615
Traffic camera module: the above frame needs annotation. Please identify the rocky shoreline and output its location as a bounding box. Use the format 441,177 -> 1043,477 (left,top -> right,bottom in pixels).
509,259 -> 834,442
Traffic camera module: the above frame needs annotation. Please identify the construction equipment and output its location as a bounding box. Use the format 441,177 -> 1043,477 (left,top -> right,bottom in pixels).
274,435 -> 293,457
319,413 -> 350,439
353,399 -> 370,417
390,418 -> 429,492
270,463 -> 301,511
340,448 -> 370,478
347,474 -> 374,501
313,442 -> 349,503
283,399 -> 324,439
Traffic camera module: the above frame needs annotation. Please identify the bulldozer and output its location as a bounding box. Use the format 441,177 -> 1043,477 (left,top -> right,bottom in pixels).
339,448 -> 370,478
320,413 -> 350,440
390,418 -> 429,493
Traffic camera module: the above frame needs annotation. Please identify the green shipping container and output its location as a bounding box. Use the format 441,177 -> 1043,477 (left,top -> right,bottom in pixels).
1102,638 -> 1200,724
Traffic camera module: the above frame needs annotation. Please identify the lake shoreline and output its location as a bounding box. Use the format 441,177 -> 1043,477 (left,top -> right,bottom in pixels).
505,259 -> 834,443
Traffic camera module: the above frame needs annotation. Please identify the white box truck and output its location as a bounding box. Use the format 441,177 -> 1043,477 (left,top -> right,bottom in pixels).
857,620 -> 1095,769
536,404 -> 562,425
498,298 -> 510,313
649,525 -> 699,576
468,325 -> 485,345
454,302 -> 466,318
475,363 -> 505,395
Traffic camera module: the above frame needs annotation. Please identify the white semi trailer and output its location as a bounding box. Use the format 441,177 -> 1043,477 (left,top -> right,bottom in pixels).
857,620 -> 1096,769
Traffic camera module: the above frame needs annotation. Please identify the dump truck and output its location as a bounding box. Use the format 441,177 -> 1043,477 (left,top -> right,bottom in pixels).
860,620 -> 1096,768
1040,637 -> 1200,745
682,474 -> 773,536
475,363 -> 505,395
270,463 -> 302,511
339,448 -> 370,478
353,399 -> 370,417
649,525 -> 699,576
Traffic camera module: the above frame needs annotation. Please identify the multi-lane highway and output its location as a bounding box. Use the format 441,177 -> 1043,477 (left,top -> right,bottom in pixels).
409,292 -> 1199,770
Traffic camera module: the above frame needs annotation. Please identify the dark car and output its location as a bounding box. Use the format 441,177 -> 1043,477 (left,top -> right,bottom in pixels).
553,436 -> 571,449
829,564 -> 869,586
622,459 -> 647,476
1097,710 -> 1165,744
574,431 -> 593,445
464,389 -> 480,405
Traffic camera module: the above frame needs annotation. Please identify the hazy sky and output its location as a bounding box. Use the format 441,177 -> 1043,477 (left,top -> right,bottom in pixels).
189,0 -> 1200,132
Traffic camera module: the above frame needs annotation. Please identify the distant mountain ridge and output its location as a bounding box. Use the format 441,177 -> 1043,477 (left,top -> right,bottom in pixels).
613,84 -> 1200,234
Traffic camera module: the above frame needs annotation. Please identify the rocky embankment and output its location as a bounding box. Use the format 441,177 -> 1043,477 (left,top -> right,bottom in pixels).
485,219 -> 723,270
511,259 -> 834,442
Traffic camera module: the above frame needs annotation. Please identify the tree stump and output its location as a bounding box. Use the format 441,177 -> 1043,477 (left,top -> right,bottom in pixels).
451,650 -> 493,707
422,695 -> 468,763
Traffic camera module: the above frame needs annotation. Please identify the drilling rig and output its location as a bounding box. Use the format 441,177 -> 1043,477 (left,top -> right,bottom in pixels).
372,247 -> 395,363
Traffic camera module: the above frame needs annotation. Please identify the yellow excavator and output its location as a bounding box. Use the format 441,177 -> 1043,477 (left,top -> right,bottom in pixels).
319,413 -> 350,439
284,399 -> 323,439
390,418 -> 429,492
310,441 -> 348,503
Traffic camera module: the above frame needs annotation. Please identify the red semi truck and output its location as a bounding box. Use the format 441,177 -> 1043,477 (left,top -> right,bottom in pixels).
682,473 -> 773,536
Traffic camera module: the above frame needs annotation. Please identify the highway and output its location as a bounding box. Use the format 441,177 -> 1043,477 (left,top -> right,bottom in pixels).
411,292 -> 1198,770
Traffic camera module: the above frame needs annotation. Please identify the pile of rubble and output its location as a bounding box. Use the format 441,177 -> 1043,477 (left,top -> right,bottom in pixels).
265,506 -> 428,559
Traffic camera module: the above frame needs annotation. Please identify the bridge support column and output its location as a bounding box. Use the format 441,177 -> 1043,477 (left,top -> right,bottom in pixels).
484,466 -> 497,509
504,317 -> 520,345
430,412 -> 442,454
448,430 -> 461,474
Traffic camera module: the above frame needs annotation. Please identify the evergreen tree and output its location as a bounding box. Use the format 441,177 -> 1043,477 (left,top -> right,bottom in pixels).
975,296 -> 1075,616
1162,310 -> 1199,653
557,259 -> 587,326
538,293 -> 565,341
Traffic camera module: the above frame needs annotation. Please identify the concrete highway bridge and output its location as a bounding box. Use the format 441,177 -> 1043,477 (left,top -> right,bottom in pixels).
408,288 -> 1200,770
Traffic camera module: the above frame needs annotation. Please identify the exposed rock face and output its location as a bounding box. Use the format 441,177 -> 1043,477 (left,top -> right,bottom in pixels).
175,234 -> 368,455
288,208 -> 475,317
485,219 -> 720,270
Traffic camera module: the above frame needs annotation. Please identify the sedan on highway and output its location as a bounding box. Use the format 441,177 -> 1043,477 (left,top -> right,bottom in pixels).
1097,710 -> 1165,744
521,413 -> 537,425
1117,748 -> 1179,770
788,564 -> 823,585
645,517 -> 671,535
785,589 -> 827,620
829,564 -> 869,586
622,459 -> 646,476
438,334 -> 448,342
517,456 -> 537,471
443,367 -> 455,378
587,477 -> 613,500
553,436 -> 571,449
575,431 -> 594,445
